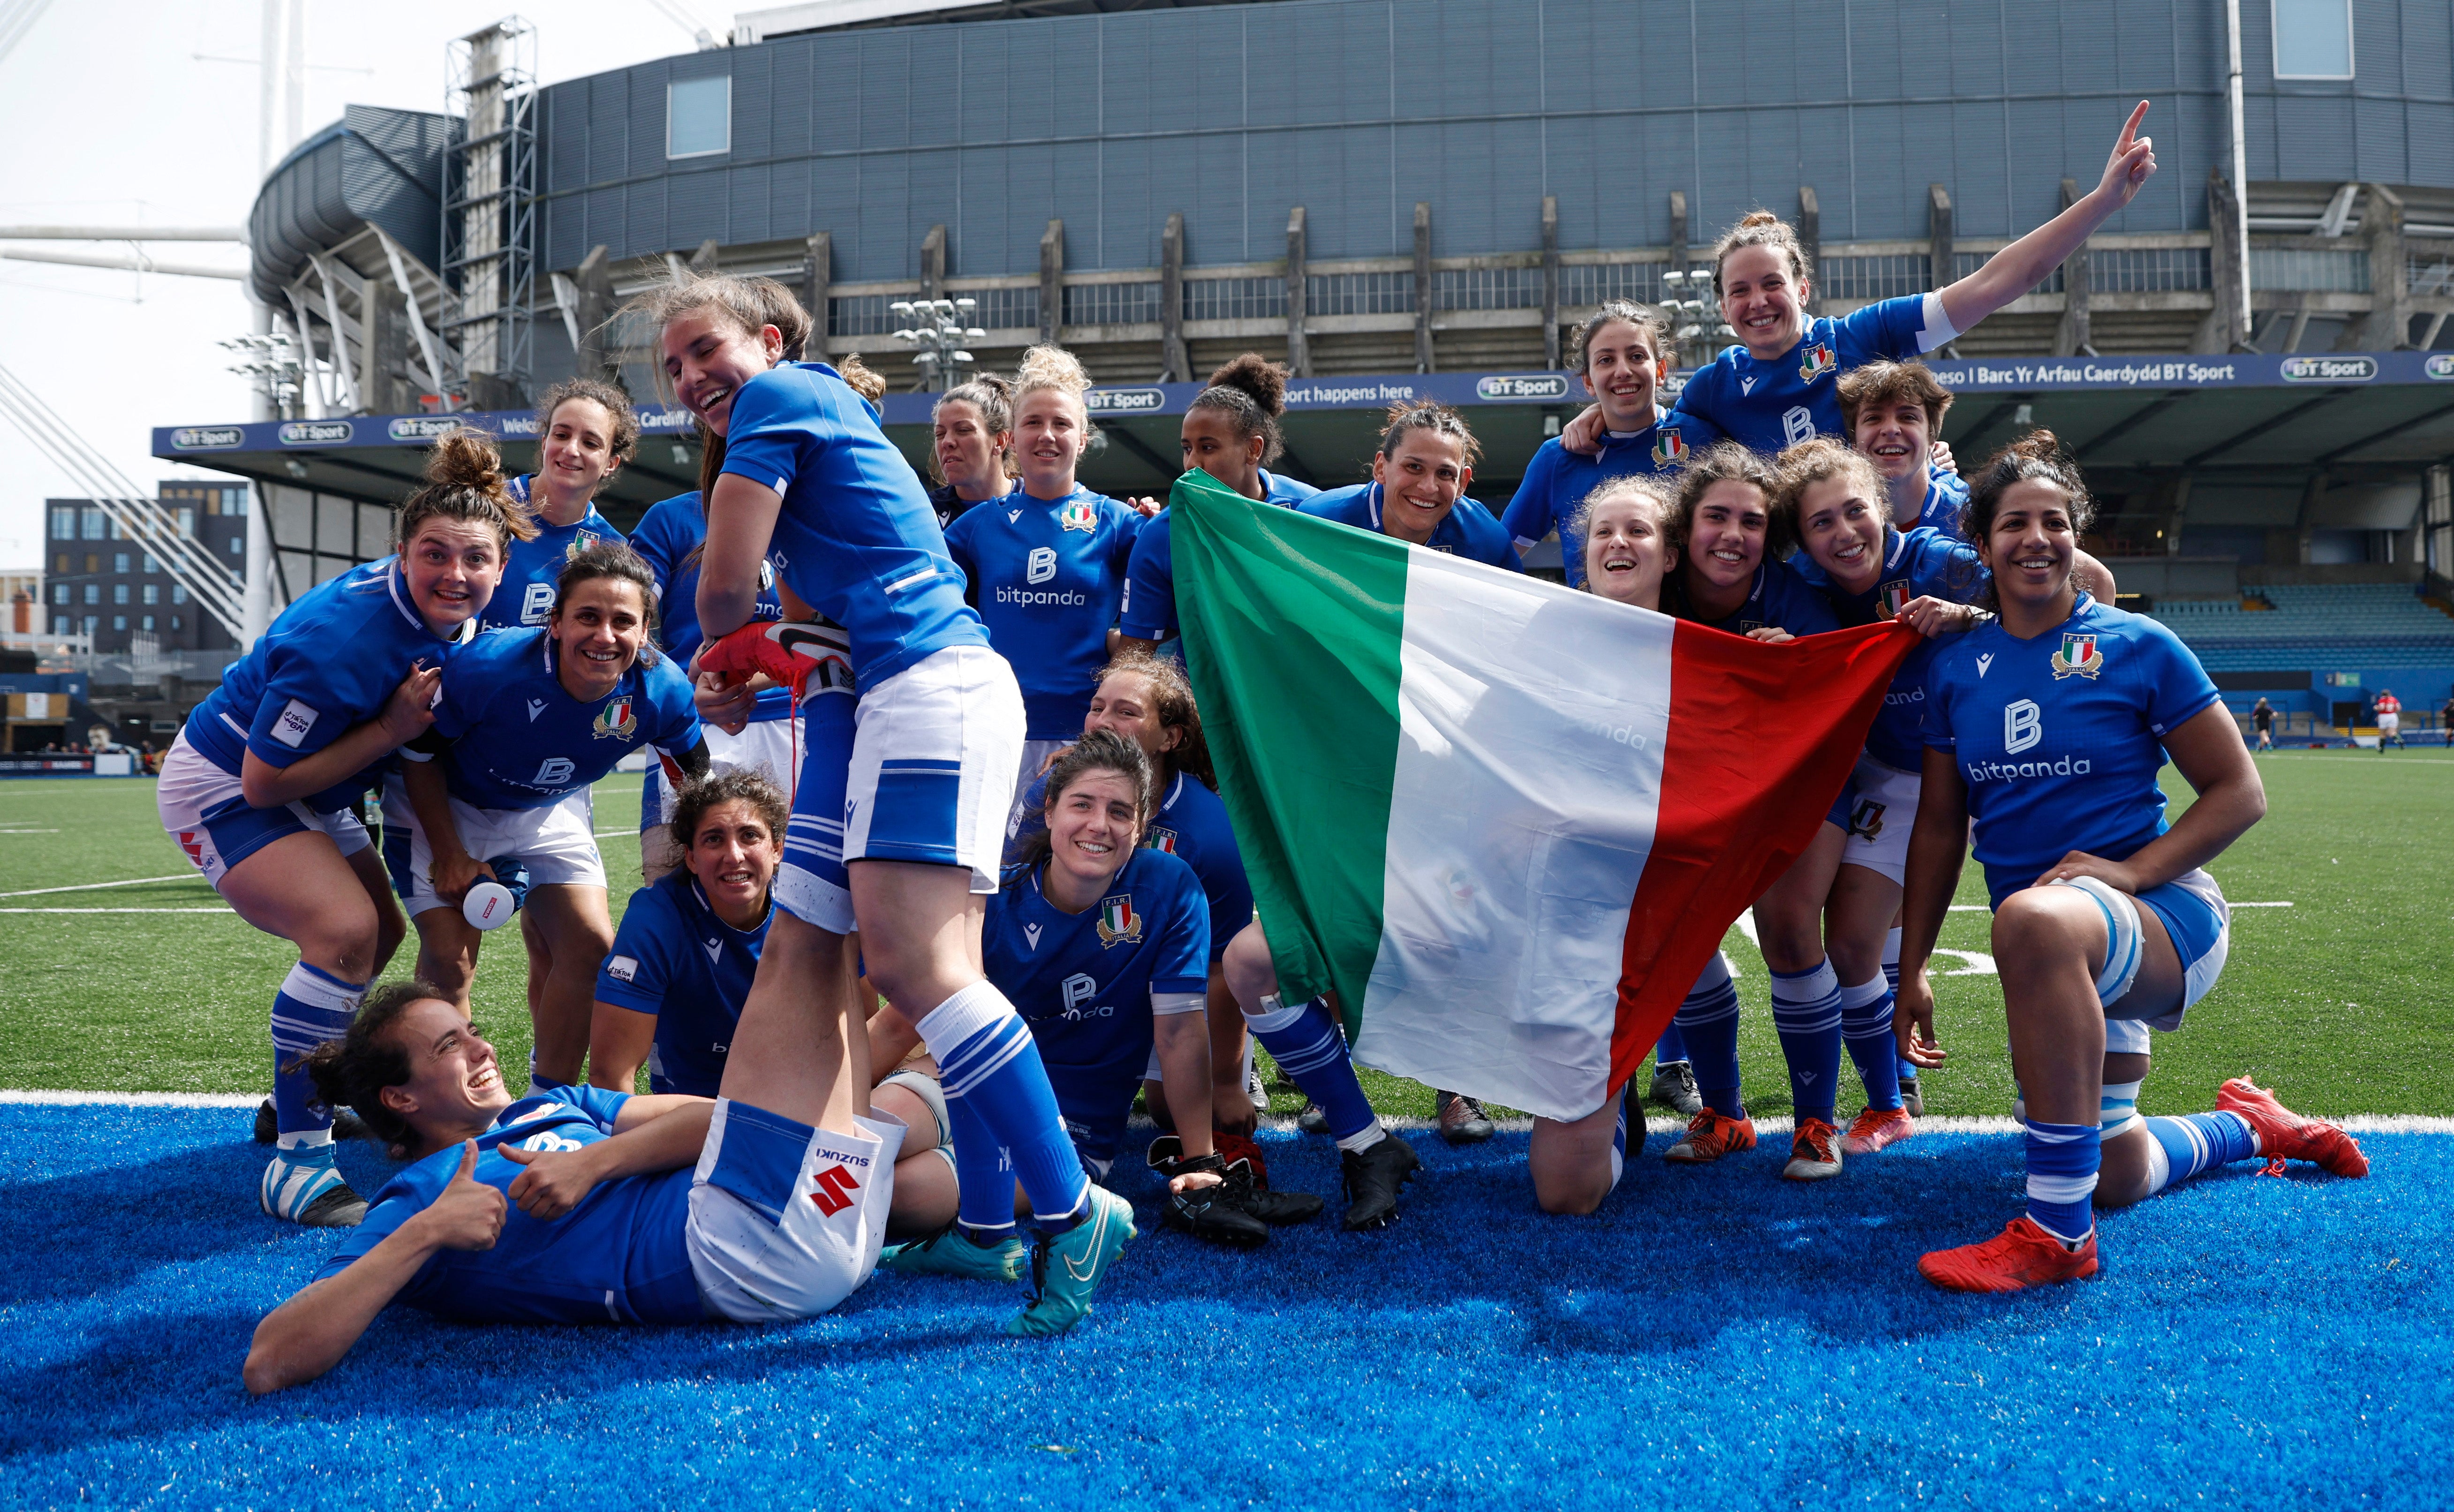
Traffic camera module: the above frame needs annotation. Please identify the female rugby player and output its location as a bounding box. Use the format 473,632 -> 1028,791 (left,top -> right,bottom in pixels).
941,345 -> 1143,795
1118,352 -> 1318,654
649,272 -> 1135,1337
1644,444 -> 1865,1181
159,432 -> 529,1226
1780,438 -> 1988,1152
1302,400 -> 1520,572
1500,302 -> 1677,588
589,770 -> 961,1241
388,543 -> 707,1087
926,372 -> 1016,529
1897,433 -> 2365,1293
483,378 -> 632,631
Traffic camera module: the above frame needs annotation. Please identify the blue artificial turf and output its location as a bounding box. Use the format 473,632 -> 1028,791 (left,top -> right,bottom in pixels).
1,1105 -> 2446,1510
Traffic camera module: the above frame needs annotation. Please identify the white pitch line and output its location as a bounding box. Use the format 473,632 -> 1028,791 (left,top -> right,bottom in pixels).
0,907 -> 234,915
0,829 -> 62,834
1948,901 -> 2292,910
0,1089 -> 259,1109
0,873 -> 202,898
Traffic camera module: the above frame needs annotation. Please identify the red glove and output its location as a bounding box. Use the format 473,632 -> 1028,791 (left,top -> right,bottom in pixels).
698,621 -> 855,704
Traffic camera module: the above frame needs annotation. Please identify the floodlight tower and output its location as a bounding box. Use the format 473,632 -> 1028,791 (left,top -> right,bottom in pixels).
891,297 -> 985,392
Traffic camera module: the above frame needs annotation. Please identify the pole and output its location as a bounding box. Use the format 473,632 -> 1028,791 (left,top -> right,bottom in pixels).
257,0 -> 281,175
2226,0 -> 2252,341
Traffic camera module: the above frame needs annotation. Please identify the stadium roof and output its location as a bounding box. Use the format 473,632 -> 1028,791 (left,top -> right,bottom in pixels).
733,0 -> 1290,40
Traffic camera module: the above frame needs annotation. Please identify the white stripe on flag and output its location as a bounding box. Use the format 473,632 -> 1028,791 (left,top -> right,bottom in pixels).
1351,553 -> 1677,1122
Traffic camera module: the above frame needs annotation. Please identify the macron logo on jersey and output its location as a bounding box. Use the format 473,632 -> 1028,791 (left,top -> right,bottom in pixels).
271,698 -> 320,748
526,699 -> 548,722
1024,922 -> 1042,951
1975,653 -> 1994,678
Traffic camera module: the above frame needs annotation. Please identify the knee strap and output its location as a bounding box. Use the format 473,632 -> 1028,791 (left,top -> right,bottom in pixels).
2099,1078 -> 2143,1142
2051,874 -> 2143,1009
879,1068 -> 953,1151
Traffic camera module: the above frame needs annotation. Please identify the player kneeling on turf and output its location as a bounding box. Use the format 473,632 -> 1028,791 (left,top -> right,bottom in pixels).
243,963 -> 901,1393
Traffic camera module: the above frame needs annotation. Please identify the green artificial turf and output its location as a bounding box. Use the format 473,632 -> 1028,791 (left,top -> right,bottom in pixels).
2,754 -> 2445,1121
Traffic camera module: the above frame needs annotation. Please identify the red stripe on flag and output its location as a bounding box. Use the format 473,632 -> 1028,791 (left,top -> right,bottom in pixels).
1608,620 -> 1920,1090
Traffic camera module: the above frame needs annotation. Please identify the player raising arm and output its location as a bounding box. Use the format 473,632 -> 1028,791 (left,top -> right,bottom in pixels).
1896,433 -> 2365,1294
651,272 -> 1136,1336
159,432 -> 530,1227
385,544 -> 707,1087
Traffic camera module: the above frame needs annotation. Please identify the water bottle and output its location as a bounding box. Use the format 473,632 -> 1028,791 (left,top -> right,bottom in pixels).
461,857 -> 532,931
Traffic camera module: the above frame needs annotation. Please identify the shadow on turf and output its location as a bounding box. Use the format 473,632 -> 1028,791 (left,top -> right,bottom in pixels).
1,1110 -> 2313,1451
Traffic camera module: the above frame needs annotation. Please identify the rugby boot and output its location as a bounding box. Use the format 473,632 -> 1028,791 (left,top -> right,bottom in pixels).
1648,1059 -> 1704,1116
1782,1117 -> 1846,1181
881,1223 -> 1027,1282
260,1143 -> 367,1227
1841,1105 -> 1917,1156
1338,1134 -> 1421,1231
1662,1108 -> 1757,1164
2217,1077 -> 2369,1178
1436,1091 -> 1496,1144
1919,1217 -> 2098,1294
1008,1185 -> 1137,1337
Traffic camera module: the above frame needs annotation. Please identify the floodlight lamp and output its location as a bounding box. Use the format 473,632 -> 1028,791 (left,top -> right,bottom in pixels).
952,350 -> 974,363
933,299 -> 956,318
965,328 -> 986,339
890,301 -> 913,318
954,297 -> 976,311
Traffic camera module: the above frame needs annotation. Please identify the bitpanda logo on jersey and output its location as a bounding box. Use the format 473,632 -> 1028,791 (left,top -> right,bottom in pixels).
2050,633 -> 2103,680
1096,894 -> 1143,948
593,696 -> 637,740
1798,342 -> 1836,383
1059,500 -> 1099,533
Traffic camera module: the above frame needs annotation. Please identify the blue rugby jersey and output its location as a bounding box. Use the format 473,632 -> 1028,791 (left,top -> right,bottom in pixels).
626,490 -> 794,727
1921,593 -> 2223,906
1500,425 -> 1670,588
982,848 -> 1208,1164
596,870 -> 770,1096
1300,484 -> 1523,571
717,362 -> 989,688
941,484 -> 1142,740
313,1083 -> 701,1325
1118,469 -> 1316,643
1661,295 -> 1956,458
427,628 -> 701,810
482,476 -> 625,631
1802,526 -> 1988,770
1678,558 -> 1842,637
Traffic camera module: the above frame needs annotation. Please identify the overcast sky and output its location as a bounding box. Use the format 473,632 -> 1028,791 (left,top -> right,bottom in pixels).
0,0 -> 719,568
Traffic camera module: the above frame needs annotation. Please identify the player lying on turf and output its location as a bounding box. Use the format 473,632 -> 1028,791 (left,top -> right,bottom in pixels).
242,948 -> 903,1394
1895,432 -> 2368,1295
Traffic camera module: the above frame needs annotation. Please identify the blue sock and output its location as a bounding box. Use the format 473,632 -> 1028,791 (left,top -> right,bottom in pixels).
1769,960 -> 1843,1128
1883,927 -> 1918,1083
945,1091 -> 1017,1240
1838,974 -> 1903,1113
919,982 -> 1088,1232
269,962 -> 363,1148
1245,994 -> 1382,1150
1676,953 -> 1743,1118
2024,1118 -> 2100,1243
2143,1111 -> 2259,1194
1652,1019 -> 1689,1067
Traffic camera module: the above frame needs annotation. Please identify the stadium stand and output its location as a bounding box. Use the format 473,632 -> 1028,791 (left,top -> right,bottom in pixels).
2153,585 -> 2454,672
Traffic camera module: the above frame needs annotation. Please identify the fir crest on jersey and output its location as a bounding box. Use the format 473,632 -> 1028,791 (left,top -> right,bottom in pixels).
1096,893 -> 1143,947
2052,633 -> 2105,680
593,696 -> 638,740
564,530 -> 604,560
1652,429 -> 1688,467
1144,825 -> 1179,854
1059,499 -> 1099,533
1879,579 -> 1912,617
1798,341 -> 1837,382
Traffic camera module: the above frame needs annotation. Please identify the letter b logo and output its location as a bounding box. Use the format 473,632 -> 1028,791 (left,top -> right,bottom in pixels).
1062,972 -> 1096,1011
1026,547 -> 1057,586
534,756 -> 578,786
2004,698 -> 2042,755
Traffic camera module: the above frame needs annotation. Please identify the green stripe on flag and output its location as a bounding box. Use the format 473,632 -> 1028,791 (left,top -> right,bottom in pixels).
1169,470 -> 1407,1028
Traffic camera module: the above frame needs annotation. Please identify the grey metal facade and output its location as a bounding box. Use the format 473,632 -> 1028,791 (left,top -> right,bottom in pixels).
536,0 -> 2454,283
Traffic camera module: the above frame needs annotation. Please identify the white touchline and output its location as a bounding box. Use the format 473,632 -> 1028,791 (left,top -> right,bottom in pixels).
0,907 -> 234,915
0,829 -> 62,834
1946,901 -> 2291,910
0,873 -> 205,899
0,1090 -> 260,1109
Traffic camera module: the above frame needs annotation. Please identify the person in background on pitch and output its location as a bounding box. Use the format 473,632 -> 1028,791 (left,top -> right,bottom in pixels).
1899,431 -> 2365,1294
1781,437 -> 1991,1155
652,271 -> 1137,1337
941,345 -> 1143,813
2250,696 -> 2275,752
157,430 -> 530,1227
926,372 -> 1017,530
588,769 -> 961,1240
1116,352 -> 1319,658
385,543 -> 707,1087
2373,688 -> 2403,749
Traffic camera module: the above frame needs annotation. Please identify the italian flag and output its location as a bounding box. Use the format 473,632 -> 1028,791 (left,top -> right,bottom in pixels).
1169,470 -> 1916,1122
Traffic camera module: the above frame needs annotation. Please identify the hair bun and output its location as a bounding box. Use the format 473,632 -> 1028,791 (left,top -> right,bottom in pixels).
424,430 -> 507,491
2010,428 -> 2063,458
1737,210 -> 1783,229
1206,352 -> 1289,416
1015,344 -> 1094,394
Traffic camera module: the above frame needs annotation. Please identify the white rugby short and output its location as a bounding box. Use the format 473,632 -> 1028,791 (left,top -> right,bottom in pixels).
2378,712 -> 2400,736
380,775 -> 604,916
842,644 -> 1025,895
1839,755 -> 1921,885
156,731 -> 371,890
643,716 -> 801,833
687,1099 -> 906,1323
